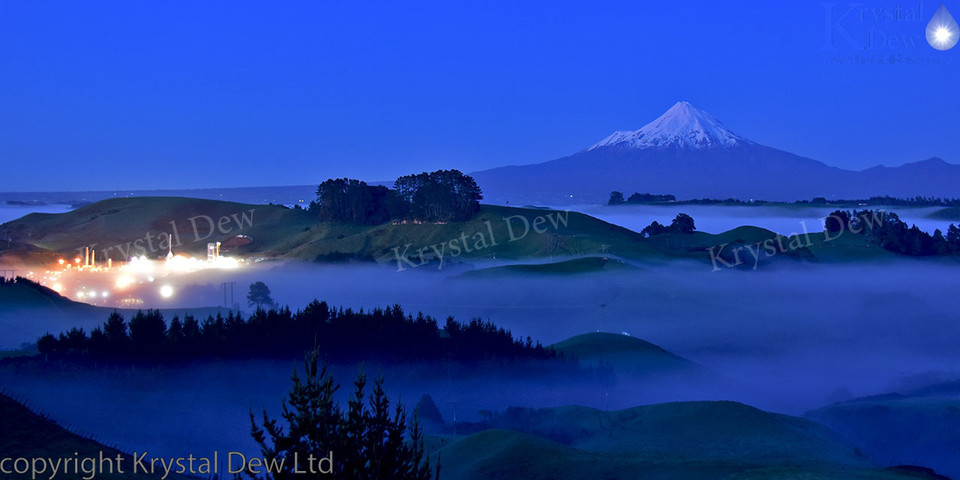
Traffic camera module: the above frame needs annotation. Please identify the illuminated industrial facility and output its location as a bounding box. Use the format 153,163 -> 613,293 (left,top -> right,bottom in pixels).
28,237 -> 246,307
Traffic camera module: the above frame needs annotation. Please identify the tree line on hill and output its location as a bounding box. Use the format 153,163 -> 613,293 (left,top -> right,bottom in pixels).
309,169 -> 482,224
609,191 -> 960,207
608,192 -> 677,204
36,301 -> 555,364
640,213 -> 697,237
801,196 -> 960,207
825,209 -> 960,256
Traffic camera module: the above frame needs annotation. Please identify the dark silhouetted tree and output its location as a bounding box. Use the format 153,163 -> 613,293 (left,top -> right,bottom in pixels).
128,310 -> 167,355
626,193 -> 676,203
824,210 -> 851,234
248,350 -> 435,479
104,311 -> 129,344
670,213 -> 696,234
248,281 -> 276,309
641,213 -> 696,237
414,395 -> 444,426
640,221 -> 666,237
37,333 -> 57,354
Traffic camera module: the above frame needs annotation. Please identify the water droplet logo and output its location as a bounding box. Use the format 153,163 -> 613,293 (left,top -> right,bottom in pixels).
926,3 -> 959,50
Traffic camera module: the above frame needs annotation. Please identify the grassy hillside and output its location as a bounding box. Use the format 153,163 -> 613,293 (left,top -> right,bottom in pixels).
808,395 -> 960,480
929,207 -> 960,221
0,393 -> 178,479
0,196 -> 315,260
0,196 -> 912,267
648,225 -> 901,265
0,279 -> 79,309
0,198 -> 661,265
436,401 -> 942,480
644,226 -> 785,253
283,204 -> 659,265
550,332 -> 696,375
458,256 -> 639,277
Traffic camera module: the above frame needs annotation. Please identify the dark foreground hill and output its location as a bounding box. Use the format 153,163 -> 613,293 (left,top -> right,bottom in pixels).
0,393 -> 182,479
435,401 -> 949,480
808,390 -> 960,480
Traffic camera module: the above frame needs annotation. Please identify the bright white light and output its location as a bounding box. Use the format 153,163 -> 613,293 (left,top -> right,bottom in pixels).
159,285 -> 174,298
102,291 -> 109,298
167,254 -> 203,273
51,283 -> 63,292
116,276 -> 135,289
929,23 -> 959,49
935,26 -> 953,43
125,255 -> 155,273
926,5 -> 960,51
213,257 -> 240,269
76,291 -> 85,299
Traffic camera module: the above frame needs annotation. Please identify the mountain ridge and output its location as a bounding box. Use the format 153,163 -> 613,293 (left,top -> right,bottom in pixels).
471,102 -> 960,204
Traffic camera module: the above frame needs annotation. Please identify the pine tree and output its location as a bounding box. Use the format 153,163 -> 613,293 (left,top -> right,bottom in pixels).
248,350 -> 436,479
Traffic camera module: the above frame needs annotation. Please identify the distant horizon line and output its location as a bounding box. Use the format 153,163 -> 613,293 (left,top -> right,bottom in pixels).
3,154 -> 956,196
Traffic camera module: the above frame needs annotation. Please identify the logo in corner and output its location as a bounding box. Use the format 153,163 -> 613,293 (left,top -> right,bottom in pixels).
926,3 -> 959,50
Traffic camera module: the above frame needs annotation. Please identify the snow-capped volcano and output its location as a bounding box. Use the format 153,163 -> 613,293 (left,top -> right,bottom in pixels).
470,101 -> 960,204
587,101 -> 750,150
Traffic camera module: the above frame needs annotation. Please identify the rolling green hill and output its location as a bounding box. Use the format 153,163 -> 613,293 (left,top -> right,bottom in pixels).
435,401 -> 944,480
458,256 -> 639,277
289,204 -> 659,265
0,196 -> 914,268
0,197 -> 659,265
0,196 -> 316,260
808,395 -> 960,480
929,207 -> 960,221
550,332 -> 697,376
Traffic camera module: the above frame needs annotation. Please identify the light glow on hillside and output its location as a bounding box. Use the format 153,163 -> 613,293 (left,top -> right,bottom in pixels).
27,249 -> 247,307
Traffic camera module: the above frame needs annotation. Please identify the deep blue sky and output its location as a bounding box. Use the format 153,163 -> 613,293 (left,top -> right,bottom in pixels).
1,0 -> 958,191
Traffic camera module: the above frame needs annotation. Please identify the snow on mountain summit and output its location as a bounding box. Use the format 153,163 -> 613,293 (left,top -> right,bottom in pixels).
587,102 -> 750,150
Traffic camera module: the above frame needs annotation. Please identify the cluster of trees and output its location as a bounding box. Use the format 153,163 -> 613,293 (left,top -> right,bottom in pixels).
801,196 -> 960,207
311,179 -> 401,225
37,302 -> 555,364
640,213 -> 697,237
825,209 -> 960,256
248,351 -> 436,480
394,170 -> 483,222
310,170 -> 482,224
609,192 -> 960,208
608,192 -> 676,205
